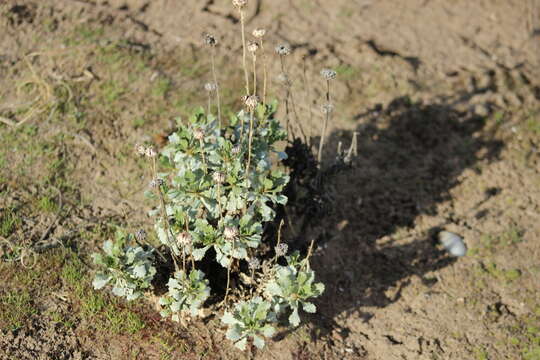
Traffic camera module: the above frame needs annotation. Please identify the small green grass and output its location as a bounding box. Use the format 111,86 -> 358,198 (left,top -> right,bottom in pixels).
0,207 -> 21,238
474,347 -> 489,360
0,290 -> 37,330
37,196 -> 58,213
482,262 -> 521,283
153,78 -> 172,99
335,64 -> 359,80
100,80 -> 125,104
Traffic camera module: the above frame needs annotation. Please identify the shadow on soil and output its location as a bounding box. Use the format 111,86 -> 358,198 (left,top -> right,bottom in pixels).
281,93 -> 504,342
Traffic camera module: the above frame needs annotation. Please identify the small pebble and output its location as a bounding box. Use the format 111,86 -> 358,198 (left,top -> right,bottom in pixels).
439,231 -> 467,257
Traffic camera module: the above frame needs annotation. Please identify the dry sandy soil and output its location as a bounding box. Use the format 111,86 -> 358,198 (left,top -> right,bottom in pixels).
1,0 -> 539,359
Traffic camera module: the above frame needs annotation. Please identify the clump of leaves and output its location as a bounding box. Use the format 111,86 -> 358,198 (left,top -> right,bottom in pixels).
92,2 -> 327,351
159,269 -> 211,320
265,253 -> 325,326
150,104 -> 289,270
92,232 -> 156,300
221,296 -> 276,350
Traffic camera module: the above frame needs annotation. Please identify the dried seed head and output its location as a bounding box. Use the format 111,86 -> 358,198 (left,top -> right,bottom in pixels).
223,226 -> 239,240
247,40 -> 259,53
275,43 -> 291,56
145,147 -> 157,158
135,144 -> 147,156
204,82 -> 217,92
231,145 -> 241,155
321,103 -> 335,115
193,128 -> 205,141
248,257 -> 261,269
149,178 -> 164,188
275,243 -> 288,257
176,231 -> 193,247
252,28 -> 266,38
244,95 -> 259,109
321,68 -> 337,81
204,33 -> 217,47
135,229 -> 147,242
232,0 -> 247,9
212,171 -> 225,184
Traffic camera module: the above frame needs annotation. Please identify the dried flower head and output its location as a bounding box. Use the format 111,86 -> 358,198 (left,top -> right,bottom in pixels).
212,171 -> 225,184
193,128 -> 205,141
135,144 -> 147,156
231,145 -> 241,155
321,103 -> 335,115
149,178 -> 164,188
244,95 -> 260,109
247,40 -> 259,53
275,243 -> 288,257
321,68 -> 337,81
252,28 -> 266,38
204,82 -> 217,92
275,43 -> 291,56
248,257 -> 261,269
135,229 -> 147,242
224,226 -> 239,240
176,231 -> 193,247
145,147 -> 157,158
232,0 -> 247,9
204,33 -> 217,47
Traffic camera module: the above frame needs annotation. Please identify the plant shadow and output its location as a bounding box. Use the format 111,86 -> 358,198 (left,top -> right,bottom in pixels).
280,93 -> 504,341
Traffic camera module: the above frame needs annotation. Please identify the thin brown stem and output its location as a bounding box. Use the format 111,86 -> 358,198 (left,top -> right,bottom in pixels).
224,247 -> 235,307
318,79 -> 332,168
152,158 -> 180,272
272,219 -> 285,264
199,139 -> 207,172
216,182 -> 223,221
246,109 -> 254,179
211,47 -> 222,127
302,58 -> 314,148
301,239 -> 315,271
240,10 -> 250,95
252,54 -> 257,96
207,92 -> 211,117
317,109 -> 330,167
260,40 -> 267,106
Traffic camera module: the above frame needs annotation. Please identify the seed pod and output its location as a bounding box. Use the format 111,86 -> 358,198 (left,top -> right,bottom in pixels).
204,33 -> 217,47
135,144 -> 147,156
321,68 -> 337,81
204,82 -> 217,92
193,128 -> 205,141
247,40 -> 259,53
149,178 -> 164,188
177,231 -> 193,247
439,231 -> 467,257
232,0 -> 247,9
145,147 -> 157,158
224,226 -> 239,240
321,103 -> 334,114
252,28 -> 266,38
244,95 -> 259,109
135,229 -> 147,242
248,257 -> 261,269
231,145 -> 241,155
275,243 -> 288,257
213,171 -> 225,184
275,43 -> 291,56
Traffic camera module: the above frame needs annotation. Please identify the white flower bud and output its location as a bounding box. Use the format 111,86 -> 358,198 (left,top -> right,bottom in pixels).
223,226 -> 239,240
252,28 -> 266,38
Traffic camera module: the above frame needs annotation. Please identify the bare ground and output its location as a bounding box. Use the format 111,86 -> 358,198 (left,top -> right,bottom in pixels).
1,0 -> 539,359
